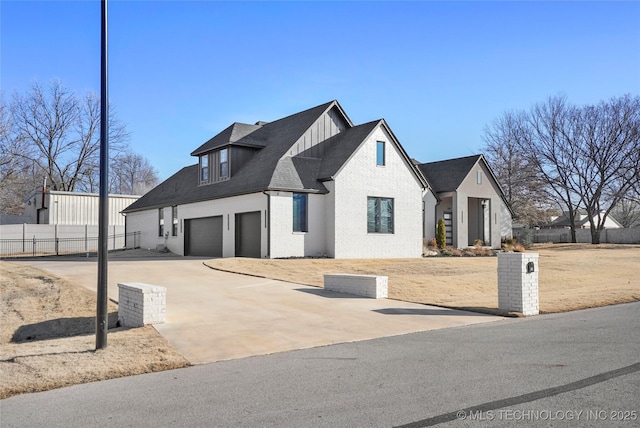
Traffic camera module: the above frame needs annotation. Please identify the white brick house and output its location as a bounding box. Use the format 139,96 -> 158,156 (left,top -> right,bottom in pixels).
123,101 -> 430,258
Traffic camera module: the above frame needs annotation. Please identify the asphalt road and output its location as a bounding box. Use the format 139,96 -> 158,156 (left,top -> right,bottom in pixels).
2,302 -> 639,427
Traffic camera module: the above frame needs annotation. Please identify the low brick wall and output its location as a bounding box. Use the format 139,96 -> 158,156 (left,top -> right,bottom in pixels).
498,252 -> 539,316
118,283 -> 166,327
324,274 -> 388,299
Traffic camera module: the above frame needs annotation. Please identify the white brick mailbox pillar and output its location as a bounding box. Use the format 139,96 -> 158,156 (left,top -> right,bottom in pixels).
118,283 -> 166,327
498,252 -> 539,316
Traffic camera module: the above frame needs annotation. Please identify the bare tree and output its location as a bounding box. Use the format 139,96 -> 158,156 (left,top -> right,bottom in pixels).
612,199 -> 640,228
10,80 -> 128,192
482,110 -> 552,226
484,94 -> 640,244
570,95 -> 640,243
0,97 -> 39,214
2,80 -> 160,215
110,150 -> 159,195
525,95 -> 589,242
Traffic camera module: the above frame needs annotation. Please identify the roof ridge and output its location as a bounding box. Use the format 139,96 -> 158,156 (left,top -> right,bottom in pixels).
420,154 -> 482,166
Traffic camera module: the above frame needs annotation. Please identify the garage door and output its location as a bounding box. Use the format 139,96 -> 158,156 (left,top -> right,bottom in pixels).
185,216 -> 223,257
235,211 -> 261,258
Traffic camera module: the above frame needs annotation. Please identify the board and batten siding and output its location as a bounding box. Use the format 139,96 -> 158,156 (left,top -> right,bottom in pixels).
288,106 -> 349,157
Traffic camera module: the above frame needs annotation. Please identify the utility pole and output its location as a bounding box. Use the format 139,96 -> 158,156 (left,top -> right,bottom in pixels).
96,0 -> 109,350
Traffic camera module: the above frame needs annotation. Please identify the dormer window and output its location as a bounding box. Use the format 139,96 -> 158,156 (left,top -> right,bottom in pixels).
219,148 -> 228,180
200,155 -> 209,183
200,147 -> 230,184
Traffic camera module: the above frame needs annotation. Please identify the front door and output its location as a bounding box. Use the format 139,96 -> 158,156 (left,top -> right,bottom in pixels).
443,212 -> 453,246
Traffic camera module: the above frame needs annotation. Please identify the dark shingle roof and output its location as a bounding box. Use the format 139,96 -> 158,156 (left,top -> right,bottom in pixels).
124,101 -> 429,214
125,101 -> 353,212
315,120 -> 381,180
190,122 -> 264,156
417,155 -> 482,193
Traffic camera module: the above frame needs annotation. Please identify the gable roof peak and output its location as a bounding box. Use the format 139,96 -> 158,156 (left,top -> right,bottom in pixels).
191,121 -> 264,156
420,153 -> 483,166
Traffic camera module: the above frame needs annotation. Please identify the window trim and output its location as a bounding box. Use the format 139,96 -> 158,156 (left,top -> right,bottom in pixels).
199,148 -> 230,185
200,154 -> 209,183
376,141 -> 385,166
292,193 -> 308,233
219,148 -> 229,180
171,205 -> 178,236
158,208 -> 165,237
367,196 -> 394,234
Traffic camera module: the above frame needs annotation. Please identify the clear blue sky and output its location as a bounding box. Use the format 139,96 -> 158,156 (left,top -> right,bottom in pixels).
2,1 -> 639,180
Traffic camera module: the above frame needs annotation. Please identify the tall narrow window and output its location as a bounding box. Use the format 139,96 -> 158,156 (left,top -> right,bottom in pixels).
292,193 -> 308,232
376,141 -> 385,166
158,208 -> 165,237
172,206 -> 178,236
200,155 -> 209,183
477,171 -> 483,184
367,197 -> 394,233
219,148 -> 229,180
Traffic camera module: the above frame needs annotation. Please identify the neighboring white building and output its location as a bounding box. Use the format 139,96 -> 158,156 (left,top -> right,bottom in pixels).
544,210 -> 623,229
123,101 -> 430,258
24,190 -> 140,226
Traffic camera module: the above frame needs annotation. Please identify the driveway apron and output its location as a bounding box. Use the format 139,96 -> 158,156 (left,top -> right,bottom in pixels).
20,258 -> 504,364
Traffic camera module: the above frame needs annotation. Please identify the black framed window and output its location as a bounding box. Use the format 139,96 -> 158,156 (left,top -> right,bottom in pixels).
367,197 -> 394,233
376,141 -> 385,166
293,193 -> 308,232
200,155 -> 209,183
200,148 -> 230,184
219,148 -> 229,180
172,206 -> 178,236
158,208 -> 165,237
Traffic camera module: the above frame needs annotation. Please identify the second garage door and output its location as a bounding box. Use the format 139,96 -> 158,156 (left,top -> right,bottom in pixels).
185,216 -> 223,257
235,211 -> 261,258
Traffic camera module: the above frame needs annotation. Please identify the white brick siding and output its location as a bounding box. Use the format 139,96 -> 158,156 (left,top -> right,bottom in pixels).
331,125 -> 424,258
126,193 -> 268,257
125,124 -> 424,259
498,252 -> 539,316
118,283 -> 166,327
324,274 -> 388,298
269,192 -> 328,258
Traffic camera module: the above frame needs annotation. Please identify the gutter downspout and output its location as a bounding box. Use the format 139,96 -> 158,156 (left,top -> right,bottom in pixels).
434,192 -> 441,241
37,177 -> 48,224
262,191 -> 270,258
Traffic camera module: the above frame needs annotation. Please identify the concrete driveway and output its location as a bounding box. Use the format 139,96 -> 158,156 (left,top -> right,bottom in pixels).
20,255 -> 504,364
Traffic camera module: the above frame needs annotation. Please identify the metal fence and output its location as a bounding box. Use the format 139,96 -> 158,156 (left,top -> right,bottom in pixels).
0,231 -> 140,258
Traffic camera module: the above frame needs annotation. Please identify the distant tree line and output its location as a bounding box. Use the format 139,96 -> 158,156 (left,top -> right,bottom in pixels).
483,94 -> 640,244
1,80 -> 159,215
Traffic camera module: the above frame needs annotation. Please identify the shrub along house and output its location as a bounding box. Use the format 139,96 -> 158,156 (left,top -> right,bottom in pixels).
123,101 -> 430,258
417,155 -> 513,249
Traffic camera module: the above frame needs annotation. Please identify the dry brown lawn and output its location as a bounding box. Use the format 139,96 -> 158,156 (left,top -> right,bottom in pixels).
204,243 -> 640,314
1,243 -> 638,400
0,261 -> 190,400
